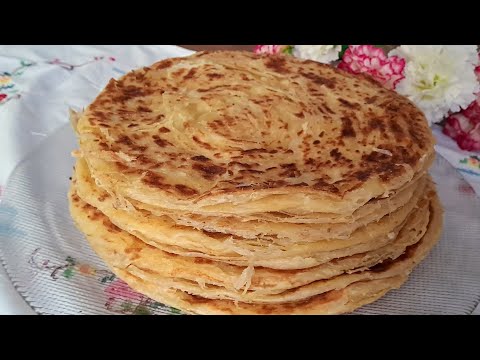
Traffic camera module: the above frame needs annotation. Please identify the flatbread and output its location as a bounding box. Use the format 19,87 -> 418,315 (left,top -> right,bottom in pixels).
74,51 -> 434,217
70,183 -> 442,313
74,163 -> 432,269
68,182 -> 442,313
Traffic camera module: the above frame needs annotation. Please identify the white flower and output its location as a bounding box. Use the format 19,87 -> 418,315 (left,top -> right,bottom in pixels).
389,45 -> 480,125
293,45 -> 342,64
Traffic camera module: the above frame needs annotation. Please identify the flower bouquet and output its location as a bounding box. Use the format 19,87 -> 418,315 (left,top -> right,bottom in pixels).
254,45 -> 480,152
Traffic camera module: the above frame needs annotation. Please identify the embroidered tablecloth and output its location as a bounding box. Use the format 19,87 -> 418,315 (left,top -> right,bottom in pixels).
0,45 -> 478,314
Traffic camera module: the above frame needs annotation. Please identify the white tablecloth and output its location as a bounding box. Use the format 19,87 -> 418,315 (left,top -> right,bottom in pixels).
0,45 -> 478,314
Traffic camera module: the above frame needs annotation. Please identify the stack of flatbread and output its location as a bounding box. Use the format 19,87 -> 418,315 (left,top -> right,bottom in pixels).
68,51 -> 443,314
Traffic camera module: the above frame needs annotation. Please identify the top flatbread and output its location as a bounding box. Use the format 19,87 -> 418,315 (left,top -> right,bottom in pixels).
75,51 -> 434,216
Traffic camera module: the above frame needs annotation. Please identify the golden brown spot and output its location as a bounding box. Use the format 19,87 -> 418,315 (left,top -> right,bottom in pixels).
191,155 -> 210,162
117,135 -> 133,147
104,219 -> 121,233
137,105 -> 152,113
192,163 -> 227,179
239,169 -> 264,174
116,86 -> 149,102
197,85 -> 230,92
155,59 -> 173,70
192,136 -> 213,150
341,116 -> 356,137
323,104 -> 335,114
175,184 -> 199,196
125,246 -> 142,254
184,68 -> 197,80
173,68 -> 186,77
352,170 -> 370,181
369,118 -> 386,133
265,56 -> 288,73
338,98 -> 361,110
152,136 -> 172,148
142,171 -> 165,187
98,194 -> 109,202
280,163 -> 300,178
207,73 -> 224,79
115,162 -> 130,171
313,179 -> 339,193
87,210 -> 103,221
330,148 -> 342,161
194,258 -> 213,264
301,71 -> 336,89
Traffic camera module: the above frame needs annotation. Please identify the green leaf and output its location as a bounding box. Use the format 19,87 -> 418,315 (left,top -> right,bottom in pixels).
339,45 -> 349,59
133,305 -> 151,315
65,256 -> 76,265
62,268 -> 74,279
101,274 -> 116,283
282,46 -> 294,55
121,301 -> 133,312
150,301 -> 163,309
170,307 -> 182,314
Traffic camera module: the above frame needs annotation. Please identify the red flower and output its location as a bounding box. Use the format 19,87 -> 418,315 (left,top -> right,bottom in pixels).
443,112 -> 480,151
338,45 -> 405,90
0,94 -> 7,102
443,53 -> 480,152
462,96 -> 480,121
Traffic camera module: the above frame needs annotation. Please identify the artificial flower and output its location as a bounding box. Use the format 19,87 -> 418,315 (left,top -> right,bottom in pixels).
337,45 -> 405,90
390,45 -> 480,125
462,93 -> 480,121
254,45 -> 288,55
292,45 -> 342,64
443,112 -> 480,151
442,56 -> 480,151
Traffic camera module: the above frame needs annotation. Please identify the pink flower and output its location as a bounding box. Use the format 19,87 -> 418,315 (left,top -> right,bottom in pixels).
443,112 -> 480,151
0,94 -> 6,102
104,278 -> 144,306
338,45 -> 405,90
254,45 -> 286,55
443,53 -> 480,152
462,95 -> 480,120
